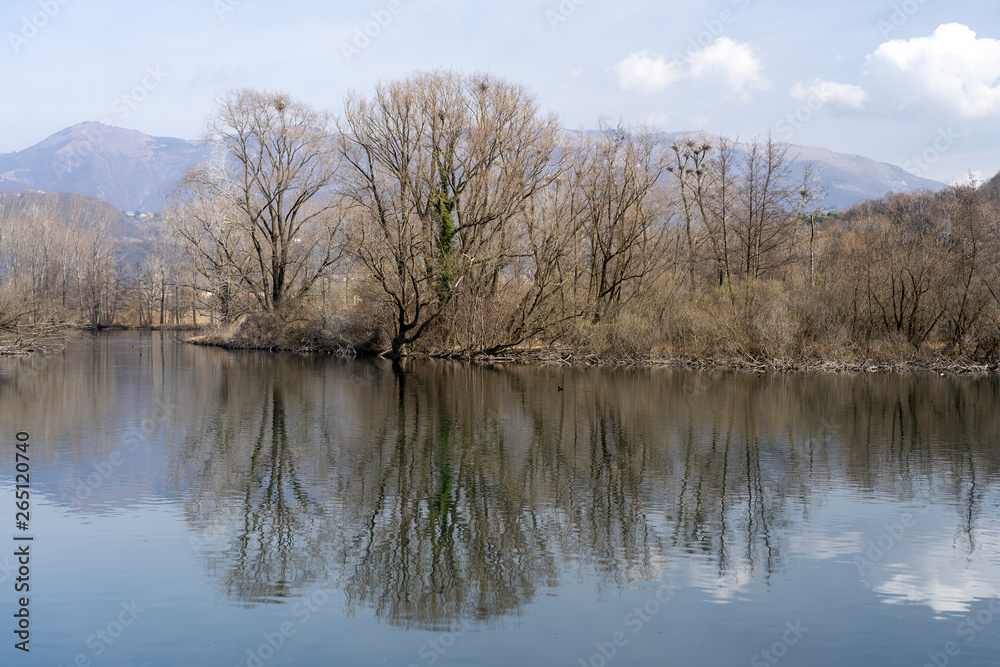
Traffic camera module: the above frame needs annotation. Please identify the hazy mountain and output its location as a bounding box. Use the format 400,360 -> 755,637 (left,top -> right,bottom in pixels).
0,123 -> 947,214
0,122 -> 212,212
981,171 -> 1000,203
662,132 -> 947,211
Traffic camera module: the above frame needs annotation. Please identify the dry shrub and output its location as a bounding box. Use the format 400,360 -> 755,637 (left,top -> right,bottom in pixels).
969,310 -> 1000,358
538,271 -> 940,364
569,278 -> 857,362
188,295 -> 391,354
412,278 -> 571,357
0,286 -> 30,332
336,281 -> 393,354
0,286 -> 65,353
569,308 -> 668,358
865,331 -> 919,362
659,283 -> 793,359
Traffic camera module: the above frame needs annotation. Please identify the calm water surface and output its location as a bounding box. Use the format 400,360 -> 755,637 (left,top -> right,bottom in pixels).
1,332 -> 999,666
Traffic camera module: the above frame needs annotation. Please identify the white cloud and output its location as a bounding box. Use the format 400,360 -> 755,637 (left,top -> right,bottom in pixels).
689,37 -> 768,95
612,51 -> 683,94
790,78 -> 869,110
867,23 -> 1000,118
614,38 -> 767,98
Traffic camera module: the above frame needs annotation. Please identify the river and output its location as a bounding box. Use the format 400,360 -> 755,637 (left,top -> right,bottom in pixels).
1,331 -> 998,666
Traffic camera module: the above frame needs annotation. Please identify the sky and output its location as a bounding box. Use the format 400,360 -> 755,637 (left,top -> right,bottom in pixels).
2,0 -> 998,184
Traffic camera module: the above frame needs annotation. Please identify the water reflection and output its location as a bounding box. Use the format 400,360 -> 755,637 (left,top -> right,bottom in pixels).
161,350 -> 1000,627
3,333 -> 1000,631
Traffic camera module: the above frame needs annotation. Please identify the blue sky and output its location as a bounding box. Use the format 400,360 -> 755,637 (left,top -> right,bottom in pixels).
2,0 -> 998,183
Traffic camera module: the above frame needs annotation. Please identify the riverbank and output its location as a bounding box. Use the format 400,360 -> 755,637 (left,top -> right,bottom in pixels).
0,322 -> 68,355
182,318 -> 1000,374
480,350 -> 1000,374
78,324 -> 206,332
1,323 -> 207,355
185,312 -> 373,355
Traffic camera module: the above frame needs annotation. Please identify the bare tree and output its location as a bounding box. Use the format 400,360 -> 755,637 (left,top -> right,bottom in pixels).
168,89 -> 343,317
698,137 -> 740,296
447,155 -> 582,355
0,190 -> 121,342
668,137 -> 713,288
733,136 -> 799,280
337,71 -> 560,357
573,121 -> 671,323
63,194 -> 122,327
795,166 -> 827,288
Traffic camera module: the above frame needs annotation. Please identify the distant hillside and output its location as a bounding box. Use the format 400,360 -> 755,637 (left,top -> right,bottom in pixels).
0,123 -> 948,214
661,132 -> 947,211
981,171 -> 1000,203
0,122 -> 212,212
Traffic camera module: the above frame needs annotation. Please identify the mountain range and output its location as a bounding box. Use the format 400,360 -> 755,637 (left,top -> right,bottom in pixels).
659,131 -> 948,211
0,122 -> 948,213
0,122 -> 212,213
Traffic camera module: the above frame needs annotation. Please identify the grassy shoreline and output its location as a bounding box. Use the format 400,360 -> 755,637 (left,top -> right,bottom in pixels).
481,350 -> 1000,374
6,321 -> 997,374
183,328 -> 1000,374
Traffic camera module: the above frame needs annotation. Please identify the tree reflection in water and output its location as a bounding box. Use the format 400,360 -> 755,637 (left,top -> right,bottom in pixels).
164,353 -> 1000,627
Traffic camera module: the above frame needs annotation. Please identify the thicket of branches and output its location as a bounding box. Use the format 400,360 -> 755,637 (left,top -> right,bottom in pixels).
0,191 -> 125,352
4,71 -> 1000,362
0,189 -> 205,352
